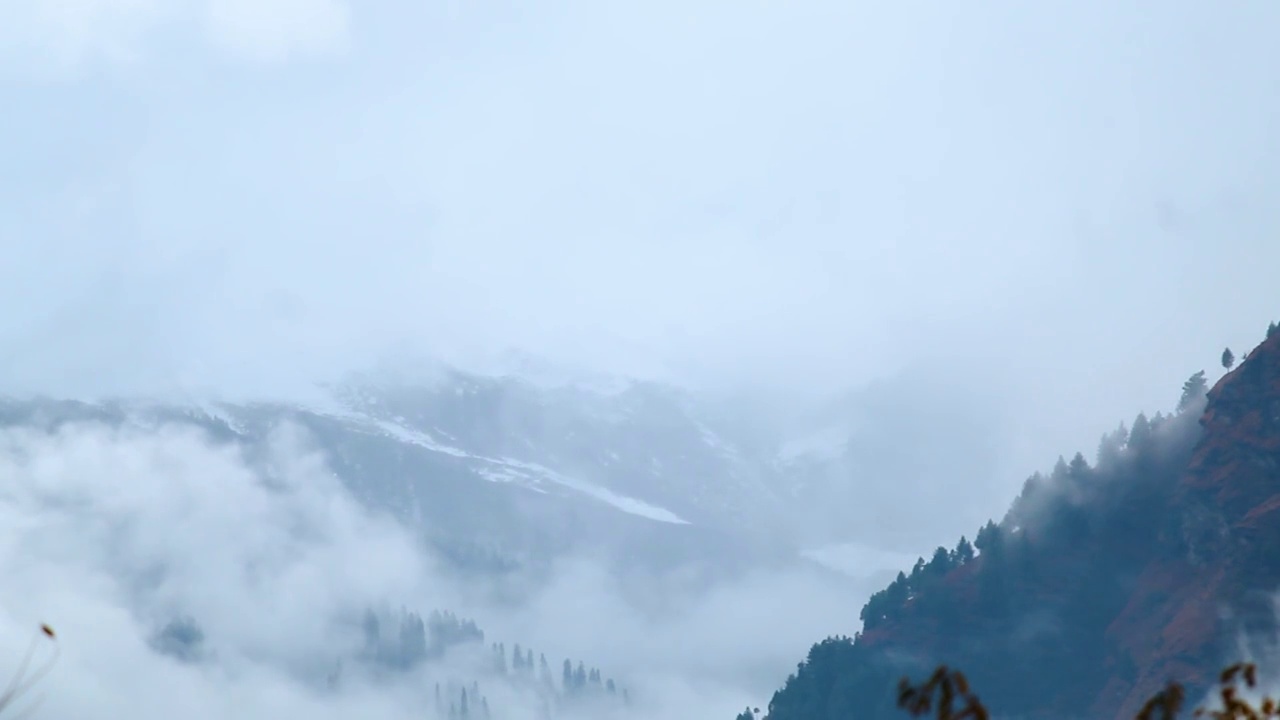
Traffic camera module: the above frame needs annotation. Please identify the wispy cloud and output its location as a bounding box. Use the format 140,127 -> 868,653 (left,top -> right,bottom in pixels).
0,420 -> 859,719
0,0 -> 348,74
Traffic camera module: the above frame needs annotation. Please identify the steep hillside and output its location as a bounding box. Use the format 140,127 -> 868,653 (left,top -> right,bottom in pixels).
757,325 -> 1280,720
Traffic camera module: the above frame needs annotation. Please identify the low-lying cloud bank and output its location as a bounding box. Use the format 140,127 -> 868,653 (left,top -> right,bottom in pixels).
0,421 -> 862,719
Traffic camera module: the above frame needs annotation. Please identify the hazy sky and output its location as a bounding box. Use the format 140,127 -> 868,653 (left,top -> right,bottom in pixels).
1,0 -> 1278,474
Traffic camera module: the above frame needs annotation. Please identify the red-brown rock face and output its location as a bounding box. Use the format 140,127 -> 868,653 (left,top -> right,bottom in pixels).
1107,334 -> 1280,719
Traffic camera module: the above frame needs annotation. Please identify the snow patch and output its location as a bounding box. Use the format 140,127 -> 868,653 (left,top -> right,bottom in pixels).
296,387 -> 688,525
695,422 -> 742,462
369,419 -> 471,459
498,457 -> 689,525
476,466 -> 548,492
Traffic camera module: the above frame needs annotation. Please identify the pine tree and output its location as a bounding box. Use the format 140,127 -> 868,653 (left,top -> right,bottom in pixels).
926,546 -> 951,576
1179,370 -> 1208,412
494,644 -> 507,674
974,520 -> 1005,561
1129,412 -> 1152,453
888,571 -> 909,604
1096,422 -> 1127,468
973,520 -> 995,552
1051,455 -> 1069,482
1068,451 -> 1090,479
955,536 -> 975,564
1223,347 -> 1236,369
1009,471 -> 1047,525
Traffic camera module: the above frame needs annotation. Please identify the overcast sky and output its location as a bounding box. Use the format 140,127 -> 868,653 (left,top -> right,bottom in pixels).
1,0 -> 1278,479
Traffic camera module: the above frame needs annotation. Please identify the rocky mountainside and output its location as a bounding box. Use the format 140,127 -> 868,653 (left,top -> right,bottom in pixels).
754,324 -> 1280,720
0,353 -> 1008,592
0,363 -> 863,586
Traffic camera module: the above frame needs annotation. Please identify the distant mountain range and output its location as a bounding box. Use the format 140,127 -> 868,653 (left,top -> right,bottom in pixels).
0,348 -> 1013,602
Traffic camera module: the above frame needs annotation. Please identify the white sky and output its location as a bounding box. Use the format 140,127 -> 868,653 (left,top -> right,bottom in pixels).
0,0 -> 1277,485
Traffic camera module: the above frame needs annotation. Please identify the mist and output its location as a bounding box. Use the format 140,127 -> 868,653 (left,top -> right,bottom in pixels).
0,420 -> 865,719
1,1 -> 1278,718
2,0 -> 1279,491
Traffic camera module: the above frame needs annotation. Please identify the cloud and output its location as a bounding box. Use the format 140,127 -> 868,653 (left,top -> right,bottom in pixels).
0,0 -> 167,71
204,0 -> 349,62
3,0 -> 1278,589
0,421 -> 433,718
0,0 -> 348,73
0,420 -> 862,719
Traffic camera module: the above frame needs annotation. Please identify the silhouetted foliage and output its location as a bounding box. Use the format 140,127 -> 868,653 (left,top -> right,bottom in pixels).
1222,348 -> 1235,370
896,666 -> 988,720
894,661 -> 1279,720
0,624 -> 59,717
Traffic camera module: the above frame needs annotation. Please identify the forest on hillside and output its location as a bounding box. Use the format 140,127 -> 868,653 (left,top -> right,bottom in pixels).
747,322 -> 1280,720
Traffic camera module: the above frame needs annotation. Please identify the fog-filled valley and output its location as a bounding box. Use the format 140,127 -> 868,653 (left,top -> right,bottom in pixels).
0,390 -> 874,720
0,337 -> 1272,720
2,1 -> 1279,719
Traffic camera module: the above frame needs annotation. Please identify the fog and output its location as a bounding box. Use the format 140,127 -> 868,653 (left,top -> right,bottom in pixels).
0,421 -> 862,719
1,1 -> 1278,717
2,1 -> 1279,478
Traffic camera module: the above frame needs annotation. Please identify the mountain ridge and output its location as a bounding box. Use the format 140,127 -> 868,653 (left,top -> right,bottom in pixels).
755,325 -> 1280,720
0,369 -> 830,589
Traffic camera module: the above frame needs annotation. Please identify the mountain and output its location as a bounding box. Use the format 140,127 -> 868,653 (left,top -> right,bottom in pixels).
0,379 -> 760,581
0,350 -> 1014,583
755,324 -> 1280,720
1,361 -> 878,591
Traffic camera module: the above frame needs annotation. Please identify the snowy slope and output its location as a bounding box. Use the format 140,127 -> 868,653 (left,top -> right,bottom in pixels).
306,370 -> 783,532
0,357 -> 939,573
289,390 -> 690,526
